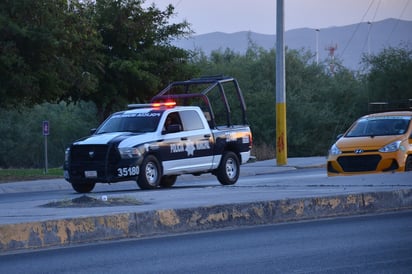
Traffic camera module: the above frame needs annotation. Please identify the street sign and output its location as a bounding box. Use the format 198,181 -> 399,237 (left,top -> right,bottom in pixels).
43,120 -> 49,136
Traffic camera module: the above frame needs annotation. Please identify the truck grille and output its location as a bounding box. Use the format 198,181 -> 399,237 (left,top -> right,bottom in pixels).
70,145 -> 120,164
68,144 -> 120,182
337,155 -> 381,172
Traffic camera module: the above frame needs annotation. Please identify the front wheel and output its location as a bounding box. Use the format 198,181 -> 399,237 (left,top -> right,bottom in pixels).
405,156 -> 412,172
216,151 -> 240,185
137,155 -> 162,190
71,182 -> 96,193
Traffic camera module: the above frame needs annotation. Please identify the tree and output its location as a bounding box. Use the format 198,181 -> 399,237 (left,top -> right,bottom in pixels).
0,0 -> 195,120
0,0 -> 101,108
192,44 -> 366,158
84,0 -> 195,121
362,45 -> 412,104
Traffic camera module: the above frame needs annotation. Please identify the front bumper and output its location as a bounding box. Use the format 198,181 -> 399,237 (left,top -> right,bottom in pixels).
327,150 -> 406,176
64,144 -> 142,184
64,158 -> 141,183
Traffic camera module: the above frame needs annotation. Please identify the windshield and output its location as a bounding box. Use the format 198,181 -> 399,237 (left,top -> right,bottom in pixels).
346,116 -> 411,137
95,112 -> 162,134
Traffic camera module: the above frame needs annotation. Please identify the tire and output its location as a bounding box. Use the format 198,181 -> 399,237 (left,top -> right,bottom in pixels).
137,155 -> 162,190
405,156 -> 412,172
160,175 -> 177,188
71,182 -> 95,193
216,151 -> 240,185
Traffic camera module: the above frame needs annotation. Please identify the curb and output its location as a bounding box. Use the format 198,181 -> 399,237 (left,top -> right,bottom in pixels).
1,189 -> 412,253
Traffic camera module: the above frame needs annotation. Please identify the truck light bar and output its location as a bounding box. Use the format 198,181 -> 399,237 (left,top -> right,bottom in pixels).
152,101 -> 176,108
128,101 -> 176,109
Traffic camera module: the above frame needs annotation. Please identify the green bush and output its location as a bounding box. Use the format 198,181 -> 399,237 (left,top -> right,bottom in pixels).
0,102 -> 98,168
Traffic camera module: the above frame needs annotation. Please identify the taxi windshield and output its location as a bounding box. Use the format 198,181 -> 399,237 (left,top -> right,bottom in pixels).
346,117 -> 410,137
96,112 -> 162,134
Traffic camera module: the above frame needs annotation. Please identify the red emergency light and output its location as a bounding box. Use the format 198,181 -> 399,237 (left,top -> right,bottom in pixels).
152,101 -> 176,108
128,101 -> 177,109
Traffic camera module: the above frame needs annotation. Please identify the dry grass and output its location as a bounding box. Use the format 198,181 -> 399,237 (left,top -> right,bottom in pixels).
42,195 -> 143,208
251,143 -> 276,161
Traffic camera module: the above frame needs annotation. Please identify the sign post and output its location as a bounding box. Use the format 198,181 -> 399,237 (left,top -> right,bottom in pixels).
43,120 -> 49,174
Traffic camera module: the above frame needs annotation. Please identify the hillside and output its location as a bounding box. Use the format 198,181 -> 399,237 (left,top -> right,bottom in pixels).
173,18 -> 412,70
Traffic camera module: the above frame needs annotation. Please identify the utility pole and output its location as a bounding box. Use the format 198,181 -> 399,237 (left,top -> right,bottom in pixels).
367,21 -> 371,56
276,0 -> 287,165
43,120 -> 49,174
315,29 -> 320,64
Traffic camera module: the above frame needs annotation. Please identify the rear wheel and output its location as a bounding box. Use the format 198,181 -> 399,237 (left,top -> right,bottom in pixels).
71,182 -> 95,193
137,155 -> 161,190
216,151 -> 240,185
405,156 -> 412,171
160,175 -> 177,188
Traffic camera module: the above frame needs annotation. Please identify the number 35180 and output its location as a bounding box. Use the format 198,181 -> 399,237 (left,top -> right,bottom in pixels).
117,166 -> 139,177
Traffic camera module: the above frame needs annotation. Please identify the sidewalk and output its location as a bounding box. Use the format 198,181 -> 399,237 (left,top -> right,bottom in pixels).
1,157 -> 411,253
242,156 -> 326,175
0,157 -> 326,194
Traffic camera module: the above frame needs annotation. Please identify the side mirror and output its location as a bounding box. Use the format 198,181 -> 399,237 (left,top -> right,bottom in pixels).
90,128 -> 97,135
336,133 -> 344,140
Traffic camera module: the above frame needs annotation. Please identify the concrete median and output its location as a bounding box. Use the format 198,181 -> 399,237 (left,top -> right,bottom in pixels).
2,189 -> 412,253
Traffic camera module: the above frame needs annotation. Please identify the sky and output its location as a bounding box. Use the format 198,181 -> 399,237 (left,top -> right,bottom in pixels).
149,0 -> 412,34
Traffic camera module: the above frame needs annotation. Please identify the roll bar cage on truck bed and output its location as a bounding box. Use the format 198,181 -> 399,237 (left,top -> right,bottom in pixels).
151,76 -> 248,128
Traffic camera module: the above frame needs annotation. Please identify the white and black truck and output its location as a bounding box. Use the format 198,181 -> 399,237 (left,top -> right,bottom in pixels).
64,76 -> 252,193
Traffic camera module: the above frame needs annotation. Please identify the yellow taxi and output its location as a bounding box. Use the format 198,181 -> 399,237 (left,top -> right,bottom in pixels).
327,111 -> 412,176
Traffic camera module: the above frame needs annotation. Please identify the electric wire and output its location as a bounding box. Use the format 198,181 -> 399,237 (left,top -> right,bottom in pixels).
360,0 -> 382,58
175,0 -> 183,8
334,0 -> 378,137
340,0 -> 375,60
386,0 -> 411,43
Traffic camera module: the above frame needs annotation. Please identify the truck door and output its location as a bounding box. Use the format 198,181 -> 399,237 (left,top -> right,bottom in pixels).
162,110 -> 214,174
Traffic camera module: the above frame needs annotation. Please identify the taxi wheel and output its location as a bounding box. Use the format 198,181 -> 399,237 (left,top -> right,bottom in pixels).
138,155 -> 161,190
160,175 -> 177,188
71,182 -> 95,193
216,151 -> 240,185
405,156 -> 412,171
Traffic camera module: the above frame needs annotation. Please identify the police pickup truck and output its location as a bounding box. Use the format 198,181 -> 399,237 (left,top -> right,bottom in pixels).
64,76 -> 252,193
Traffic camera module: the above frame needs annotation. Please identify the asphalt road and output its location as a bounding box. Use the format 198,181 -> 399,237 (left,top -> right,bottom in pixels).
1,211 -> 411,273
1,158 -> 412,253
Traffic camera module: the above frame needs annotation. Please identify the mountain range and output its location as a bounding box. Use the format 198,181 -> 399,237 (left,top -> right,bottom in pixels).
173,18 -> 412,71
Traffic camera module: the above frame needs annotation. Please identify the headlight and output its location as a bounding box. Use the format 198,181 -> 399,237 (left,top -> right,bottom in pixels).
379,141 -> 401,153
118,147 -> 141,159
65,148 -> 70,162
329,144 -> 342,155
